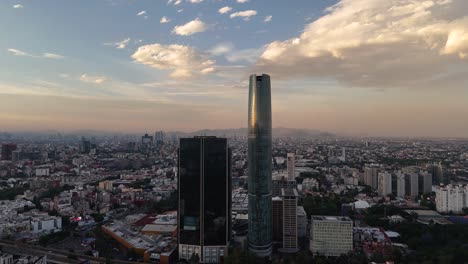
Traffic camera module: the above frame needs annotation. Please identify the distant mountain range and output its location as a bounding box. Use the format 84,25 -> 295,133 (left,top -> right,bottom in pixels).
169,127 -> 335,138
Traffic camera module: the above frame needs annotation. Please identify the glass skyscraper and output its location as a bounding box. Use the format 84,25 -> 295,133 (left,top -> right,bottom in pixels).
248,74 -> 273,257
178,137 -> 231,263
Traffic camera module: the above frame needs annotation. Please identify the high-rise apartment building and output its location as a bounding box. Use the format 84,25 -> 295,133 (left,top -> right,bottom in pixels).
406,173 -> 419,199
310,216 -> 353,257
178,137 -> 231,263
287,153 -> 295,181
248,74 -> 273,257
364,164 -> 379,189
428,162 -> 446,185
396,172 -> 406,198
378,172 -> 392,196
435,185 -> 468,214
419,172 -> 433,194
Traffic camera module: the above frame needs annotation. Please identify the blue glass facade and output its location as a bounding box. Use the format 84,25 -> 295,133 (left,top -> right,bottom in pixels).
248,74 -> 273,257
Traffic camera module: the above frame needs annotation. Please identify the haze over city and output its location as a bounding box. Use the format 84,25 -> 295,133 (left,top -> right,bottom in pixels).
1,0 -> 468,137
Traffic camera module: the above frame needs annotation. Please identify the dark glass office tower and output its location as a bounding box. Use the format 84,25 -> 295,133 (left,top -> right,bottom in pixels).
248,74 -> 273,257
178,137 -> 231,263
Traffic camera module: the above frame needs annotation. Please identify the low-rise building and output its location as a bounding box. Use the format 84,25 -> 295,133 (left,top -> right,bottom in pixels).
310,216 -> 353,257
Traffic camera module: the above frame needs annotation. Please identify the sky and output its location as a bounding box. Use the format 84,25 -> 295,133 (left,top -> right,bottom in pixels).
1,0 -> 468,137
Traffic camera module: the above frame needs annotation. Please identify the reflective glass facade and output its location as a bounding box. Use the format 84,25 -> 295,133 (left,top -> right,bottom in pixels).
248,74 -> 273,256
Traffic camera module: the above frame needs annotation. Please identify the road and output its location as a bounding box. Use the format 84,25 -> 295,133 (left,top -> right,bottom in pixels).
0,240 -> 142,264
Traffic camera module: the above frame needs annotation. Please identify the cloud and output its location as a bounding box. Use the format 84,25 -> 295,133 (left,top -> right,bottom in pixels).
188,0 -> 203,3
210,43 -> 234,56
230,10 -> 257,20
168,0 -> 182,5
257,0 -> 468,89
131,43 -> 215,78
80,74 -> 107,84
237,0 -> 248,3
226,48 -> 263,63
105,38 -> 131,49
160,16 -> 170,23
264,15 -> 272,22
43,53 -> 65,59
13,4 -> 23,9
218,6 -> 232,14
7,48 -> 33,57
173,18 -> 207,36
8,49 -> 65,59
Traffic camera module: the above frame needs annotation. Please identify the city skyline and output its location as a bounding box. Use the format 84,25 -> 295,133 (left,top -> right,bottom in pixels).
2,0 -> 468,137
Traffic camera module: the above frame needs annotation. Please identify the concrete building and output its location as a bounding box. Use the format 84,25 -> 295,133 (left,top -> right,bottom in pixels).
419,172 -> 433,194
435,185 -> 468,214
99,180 -> 114,191
297,206 -> 307,238
396,172 -> 406,198
310,216 -> 353,257
248,74 -> 273,257
272,179 -> 296,197
406,173 -> 419,199
281,188 -> 298,252
377,172 -> 392,197
302,178 -> 319,192
287,153 -> 295,181
364,164 -> 379,189
1,144 -> 17,161
30,215 -> 62,234
427,162 -> 445,185
0,253 -> 13,264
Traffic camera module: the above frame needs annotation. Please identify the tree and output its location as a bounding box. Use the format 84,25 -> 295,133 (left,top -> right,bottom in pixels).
189,253 -> 200,264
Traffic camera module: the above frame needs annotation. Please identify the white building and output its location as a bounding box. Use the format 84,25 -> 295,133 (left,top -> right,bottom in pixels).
0,252 -> 13,264
302,178 -> 319,192
30,215 -> 62,234
310,216 -> 353,257
287,153 -> 295,181
35,167 -> 50,177
377,172 -> 392,196
436,185 -> 468,214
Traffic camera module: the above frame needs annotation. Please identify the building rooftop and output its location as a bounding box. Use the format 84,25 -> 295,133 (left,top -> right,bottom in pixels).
311,215 -> 352,222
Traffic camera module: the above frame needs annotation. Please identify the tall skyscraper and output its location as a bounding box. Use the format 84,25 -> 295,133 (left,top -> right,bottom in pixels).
287,153 -> 296,181
178,137 -> 231,263
248,74 -> 273,257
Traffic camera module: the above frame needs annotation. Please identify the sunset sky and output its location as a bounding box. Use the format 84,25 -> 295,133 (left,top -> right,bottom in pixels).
1,0 -> 468,137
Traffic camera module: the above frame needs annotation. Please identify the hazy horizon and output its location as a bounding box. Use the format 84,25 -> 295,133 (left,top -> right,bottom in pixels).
1,0 -> 468,138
